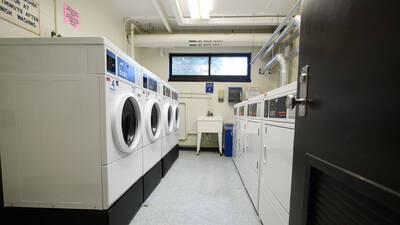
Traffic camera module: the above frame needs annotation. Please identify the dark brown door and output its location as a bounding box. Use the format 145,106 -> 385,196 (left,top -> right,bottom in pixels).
289,0 -> 400,224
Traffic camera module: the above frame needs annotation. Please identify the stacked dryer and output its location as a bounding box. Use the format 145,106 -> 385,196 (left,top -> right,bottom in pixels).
0,37 -> 144,225
258,82 -> 296,225
140,68 -> 163,200
232,82 -> 297,225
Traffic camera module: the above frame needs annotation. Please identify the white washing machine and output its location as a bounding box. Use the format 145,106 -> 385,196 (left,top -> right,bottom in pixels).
140,68 -> 163,199
0,37 -> 144,223
258,82 -> 297,225
160,80 -> 175,158
171,88 -> 180,148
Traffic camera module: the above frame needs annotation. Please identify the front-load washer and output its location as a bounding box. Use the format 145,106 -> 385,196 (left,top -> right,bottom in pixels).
171,88 -> 180,149
160,81 -> 177,176
0,37 -> 144,225
140,68 -> 163,200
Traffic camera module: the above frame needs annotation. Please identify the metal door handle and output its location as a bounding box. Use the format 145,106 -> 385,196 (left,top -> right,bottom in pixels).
263,145 -> 267,164
286,94 -> 306,109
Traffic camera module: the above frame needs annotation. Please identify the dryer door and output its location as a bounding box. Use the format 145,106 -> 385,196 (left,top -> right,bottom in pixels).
146,100 -> 161,141
112,94 -> 142,153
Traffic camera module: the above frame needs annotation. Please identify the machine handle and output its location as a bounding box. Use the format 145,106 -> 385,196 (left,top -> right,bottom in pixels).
263,145 -> 267,164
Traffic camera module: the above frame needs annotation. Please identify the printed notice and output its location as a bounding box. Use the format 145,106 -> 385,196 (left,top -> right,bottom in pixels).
64,3 -> 80,30
0,0 -> 40,35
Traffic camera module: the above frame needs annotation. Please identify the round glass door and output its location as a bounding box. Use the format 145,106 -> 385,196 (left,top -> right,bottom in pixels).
121,99 -> 137,146
151,104 -> 159,136
168,106 -> 173,128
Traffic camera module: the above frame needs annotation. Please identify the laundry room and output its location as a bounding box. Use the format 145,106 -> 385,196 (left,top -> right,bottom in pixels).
0,0 -> 398,225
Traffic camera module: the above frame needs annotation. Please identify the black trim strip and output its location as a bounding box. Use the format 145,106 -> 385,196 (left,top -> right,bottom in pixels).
0,178 -> 144,225
162,144 -> 179,177
143,161 -> 162,201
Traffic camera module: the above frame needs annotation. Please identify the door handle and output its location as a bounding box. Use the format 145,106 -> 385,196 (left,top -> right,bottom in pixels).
263,145 -> 267,164
286,94 -> 306,109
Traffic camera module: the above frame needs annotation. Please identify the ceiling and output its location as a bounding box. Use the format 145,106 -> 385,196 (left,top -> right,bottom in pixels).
109,0 -> 298,33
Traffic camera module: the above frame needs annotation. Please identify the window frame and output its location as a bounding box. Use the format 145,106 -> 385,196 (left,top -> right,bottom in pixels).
169,53 -> 251,82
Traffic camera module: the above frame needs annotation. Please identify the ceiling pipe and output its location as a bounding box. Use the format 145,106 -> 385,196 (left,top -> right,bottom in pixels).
168,0 -> 284,27
250,0 -> 302,64
262,15 -> 301,59
152,0 -> 173,33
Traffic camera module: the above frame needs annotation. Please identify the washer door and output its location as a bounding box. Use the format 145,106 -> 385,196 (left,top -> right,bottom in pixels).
112,93 -> 142,153
146,100 -> 161,141
164,103 -> 173,134
173,105 -> 180,131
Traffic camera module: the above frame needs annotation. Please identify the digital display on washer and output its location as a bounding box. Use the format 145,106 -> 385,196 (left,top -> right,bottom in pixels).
148,78 -> 158,92
269,96 -> 287,118
106,49 -> 116,75
117,57 -> 135,83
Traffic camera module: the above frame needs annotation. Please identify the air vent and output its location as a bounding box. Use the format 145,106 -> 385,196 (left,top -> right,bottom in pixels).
307,168 -> 399,225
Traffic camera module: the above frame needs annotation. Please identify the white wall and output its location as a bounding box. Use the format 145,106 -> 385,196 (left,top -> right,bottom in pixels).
0,0 -> 124,49
134,43 -> 299,147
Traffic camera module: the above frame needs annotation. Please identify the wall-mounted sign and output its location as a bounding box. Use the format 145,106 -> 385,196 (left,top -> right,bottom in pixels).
0,0 -> 40,35
206,82 -> 214,93
64,3 -> 80,31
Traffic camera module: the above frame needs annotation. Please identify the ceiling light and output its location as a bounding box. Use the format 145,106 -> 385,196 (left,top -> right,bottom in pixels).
188,0 -> 212,19
188,0 -> 200,19
199,0 -> 211,19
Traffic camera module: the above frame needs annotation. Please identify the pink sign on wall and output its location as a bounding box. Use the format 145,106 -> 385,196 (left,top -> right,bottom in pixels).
64,3 -> 80,31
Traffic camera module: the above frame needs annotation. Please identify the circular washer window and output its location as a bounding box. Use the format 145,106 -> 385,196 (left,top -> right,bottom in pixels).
175,108 -> 179,123
168,106 -> 173,127
151,104 -> 159,136
121,99 -> 138,146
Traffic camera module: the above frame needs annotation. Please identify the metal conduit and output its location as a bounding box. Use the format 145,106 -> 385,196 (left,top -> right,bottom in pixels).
250,0 -> 302,64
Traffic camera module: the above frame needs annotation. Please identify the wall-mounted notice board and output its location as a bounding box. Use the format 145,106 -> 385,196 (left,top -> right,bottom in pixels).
0,0 -> 40,35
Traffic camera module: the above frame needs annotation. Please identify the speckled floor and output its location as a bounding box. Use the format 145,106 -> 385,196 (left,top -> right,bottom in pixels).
130,151 -> 261,225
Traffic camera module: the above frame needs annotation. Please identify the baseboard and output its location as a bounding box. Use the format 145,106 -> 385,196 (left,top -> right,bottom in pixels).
0,178 -> 144,225
143,161 -> 162,201
162,144 -> 179,177
179,146 -> 224,153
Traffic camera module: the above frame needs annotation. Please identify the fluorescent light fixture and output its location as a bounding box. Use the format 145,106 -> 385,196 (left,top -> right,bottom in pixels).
188,0 -> 211,19
199,0 -> 211,19
188,0 -> 200,19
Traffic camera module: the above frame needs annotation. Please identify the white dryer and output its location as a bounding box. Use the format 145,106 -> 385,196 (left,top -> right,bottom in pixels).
0,37 -> 144,224
242,94 -> 264,211
258,82 -> 297,225
140,68 -> 163,200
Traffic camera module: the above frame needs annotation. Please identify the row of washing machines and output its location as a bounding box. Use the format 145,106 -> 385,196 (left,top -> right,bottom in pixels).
233,82 -> 297,225
0,37 -> 179,225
